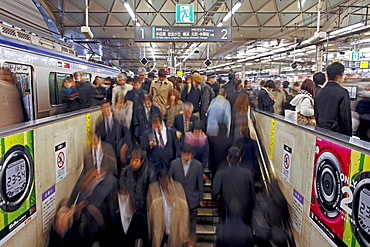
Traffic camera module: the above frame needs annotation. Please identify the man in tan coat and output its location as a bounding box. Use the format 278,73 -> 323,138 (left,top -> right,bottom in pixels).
149,69 -> 173,115
147,168 -> 189,247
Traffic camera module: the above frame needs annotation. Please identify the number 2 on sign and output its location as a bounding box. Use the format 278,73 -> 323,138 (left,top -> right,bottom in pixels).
221,29 -> 227,39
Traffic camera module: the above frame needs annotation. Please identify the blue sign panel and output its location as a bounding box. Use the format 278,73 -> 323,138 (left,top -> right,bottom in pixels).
176,4 -> 194,23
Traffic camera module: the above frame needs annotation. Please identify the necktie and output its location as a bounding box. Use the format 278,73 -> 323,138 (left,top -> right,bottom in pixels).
146,109 -> 150,121
158,132 -> 165,148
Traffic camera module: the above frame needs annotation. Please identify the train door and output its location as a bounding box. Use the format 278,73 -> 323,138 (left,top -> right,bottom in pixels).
3,62 -> 34,121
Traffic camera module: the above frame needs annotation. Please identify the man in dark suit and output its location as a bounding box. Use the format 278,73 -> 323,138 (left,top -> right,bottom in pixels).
257,80 -> 275,113
140,114 -> 178,173
101,178 -> 148,247
133,94 -> 161,144
95,101 -> 132,172
315,62 -> 352,136
313,72 -> 326,96
212,147 -> 255,223
181,78 -> 201,115
173,102 -> 199,137
83,133 -> 117,177
169,144 -> 204,234
125,77 -> 145,111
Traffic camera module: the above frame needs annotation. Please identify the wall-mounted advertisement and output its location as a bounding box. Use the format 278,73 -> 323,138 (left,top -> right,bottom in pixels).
310,136 -> 370,247
0,131 -> 36,244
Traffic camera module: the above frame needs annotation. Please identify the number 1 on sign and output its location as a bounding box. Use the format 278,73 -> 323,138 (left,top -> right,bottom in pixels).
140,29 -> 144,39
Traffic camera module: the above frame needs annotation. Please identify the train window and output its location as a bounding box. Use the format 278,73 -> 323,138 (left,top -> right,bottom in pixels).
85,73 -> 91,83
3,62 -> 34,121
49,72 -> 72,106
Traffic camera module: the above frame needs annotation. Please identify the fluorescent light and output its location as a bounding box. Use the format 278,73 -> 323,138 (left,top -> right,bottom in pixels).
330,22 -> 364,36
217,22 -> 223,27
223,1 -> 241,22
352,38 -> 370,45
124,2 -> 137,22
136,22 -> 141,26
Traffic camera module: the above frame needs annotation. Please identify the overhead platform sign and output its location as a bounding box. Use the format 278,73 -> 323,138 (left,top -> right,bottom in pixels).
134,26 -> 232,42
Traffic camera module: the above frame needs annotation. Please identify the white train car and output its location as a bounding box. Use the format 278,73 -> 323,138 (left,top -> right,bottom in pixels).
0,24 -> 120,119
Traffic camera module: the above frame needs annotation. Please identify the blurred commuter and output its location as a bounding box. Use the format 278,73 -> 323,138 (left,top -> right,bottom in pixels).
181,75 -> 201,115
313,72 -> 326,96
113,93 -> 133,129
222,72 -> 237,95
254,80 -> 265,109
138,67 -> 151,93
236,126 -> 258,172
169,144 -> 204,234
147,168 -> 189,247
126,76 -> 145,111
74,71 -> 96,108
282,81 -> 295,113
355,91 -> 370,141
212,147 -> 255,223
173,102 -> 199,136
140,114 -> 178,173
176,77 -> 184,92
112,73 -> 133,106
231,91 -> 251,143
147,72 -> 155,81
134,94 -> 161,144
269,80 -> 286,115
61,76 -> 82,112
106,77 -> 115,103
149,68 -> 173,115
120,148 -> 156,216
183,120 -> 209,169
227,80 -> 242,110
244,80 -> 257,109
93,76 -> 107,103
209,124 -> 232,179
291,82 -> 301,97
207,88 -> 231,138
216,199 -> 254,247
258,80 -> 275,113
164,88 -> 183,127
101,178 -> 148,247
193,73 -> 215,123
0,68 -> 25,128
290,79 -> 316,125
95,101 -> 132,172
206,72 -> 220,96
315,62 -> 352,136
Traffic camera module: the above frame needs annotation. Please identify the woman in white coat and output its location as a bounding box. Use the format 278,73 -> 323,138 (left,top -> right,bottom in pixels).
290,79 -> 316,125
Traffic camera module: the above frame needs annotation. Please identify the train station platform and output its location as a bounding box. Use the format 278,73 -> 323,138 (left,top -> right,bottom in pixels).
1,107 -> 369,247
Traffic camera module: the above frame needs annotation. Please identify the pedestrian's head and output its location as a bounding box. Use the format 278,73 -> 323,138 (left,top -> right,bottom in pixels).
90,133 -> 101,151
115,93 -> 126,107
282,81 -> 289,89
313,72 -> 326,86
193,73 -> 203,86
147,72 -> 155,81
151,114 -> 163,132
143,94 -> 153,109
133,76 -> 142,90
326,62 -> 344,82
259,80 -> 265,88
158,168 -> 170,189
94,76 -> 104,86
138,67 -> 146,81
167,89 -> 179,105
244,80 -> 251,89
274,80 -> 282,89
207,73 -> 216,84
185,75 -> 194,84
182,102 -> 194,119
301,79 -> 316,97
73,71 -> 84,82
240,125 -> 251,140
234,91 -> 250,112
130,148 -> 145,171
63,76 -> 74,89
193,119 -> 204,136
228,72 -> 236,81
226,147 -> 242,166
293,82 -> 300,92
158,69 -> 167,82
117,73 -> 128,86
181,144 -> 194,163
219,88 -> 227,98
264,80 -> 275,91
101,101 -> 112,118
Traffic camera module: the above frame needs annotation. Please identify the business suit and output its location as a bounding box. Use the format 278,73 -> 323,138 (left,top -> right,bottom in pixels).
134,105 -> 161,143
169,158 -> 203,233
173,114 -> 199,135
258,88 -> 274,113
200,82 -> 215,122
181,83 -> 201,113
83,141 -> 117,177
140,127 -> 178,173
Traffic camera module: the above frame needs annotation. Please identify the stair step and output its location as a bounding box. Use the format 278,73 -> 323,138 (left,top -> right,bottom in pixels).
198,208 -> 215,217
196,224 -> 217,235
204,182 -> 211,187
196,243 -> 214,247
203,193 -> 212,201
204,168 -> 211,173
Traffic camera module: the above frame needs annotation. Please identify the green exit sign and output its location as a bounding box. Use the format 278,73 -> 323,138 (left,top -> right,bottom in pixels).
176,4 -> 194,23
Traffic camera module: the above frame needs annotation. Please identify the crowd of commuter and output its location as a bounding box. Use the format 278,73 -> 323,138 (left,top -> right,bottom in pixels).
1,61 -> 367,246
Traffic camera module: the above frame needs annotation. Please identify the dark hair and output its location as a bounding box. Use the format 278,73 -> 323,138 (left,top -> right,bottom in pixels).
228,72 -> 236,81
147,72 -> 155,78
264,80 -> 275,89
142,94 -> 153,102
157,168 -> 169,179
301,79 -> 316,97
181,143 -> 194,154
192,70 -> 199,75
219,88 -> 227,97
313,72 -> 326,86
167,88 -> 179,106
158,69 -> 167,78
240,125 -> 251,139
131,148 -> 145,161
227,147 -> 241,165
133,75 -> 141,83
185,75 -> 194,83
260,80 -> 265,86
193,119 -> 204,131
152,114 -> 163,123
293,82 -> 300,87
326,62 -> 344,81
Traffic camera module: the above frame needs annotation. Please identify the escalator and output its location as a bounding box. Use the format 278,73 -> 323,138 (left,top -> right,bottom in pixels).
195,111 -> 297,247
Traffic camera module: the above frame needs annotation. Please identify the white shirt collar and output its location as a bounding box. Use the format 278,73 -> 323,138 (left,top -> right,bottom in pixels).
117,192 -> 133,234
155,121 -> 168,147
93,141 -> 104,173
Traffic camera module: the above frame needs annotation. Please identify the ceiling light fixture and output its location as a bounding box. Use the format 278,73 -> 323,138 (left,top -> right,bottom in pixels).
123,1 -> 140,26
223,1 -> 242,22
330,22 -> 365,36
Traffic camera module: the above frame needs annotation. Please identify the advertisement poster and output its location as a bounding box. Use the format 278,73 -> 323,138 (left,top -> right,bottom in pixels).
292,189 -> 304,235
310,136 -> 370,247
0,131 -> 36,244
42,185 -> 56,233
